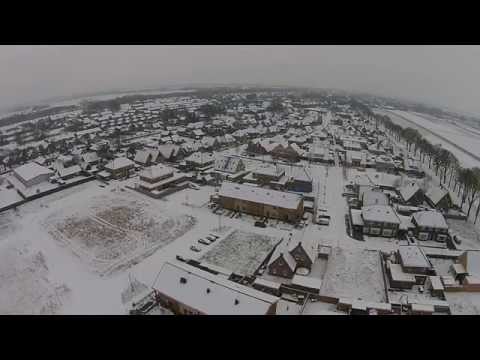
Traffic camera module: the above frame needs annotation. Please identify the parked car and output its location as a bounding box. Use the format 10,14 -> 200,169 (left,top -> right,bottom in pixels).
190,245 -> 202,252
209,233 -> 220,239
205,235 -> 217,242
255,221 -> 267,228
198,238 -> 210,245
189,182 -> 200,190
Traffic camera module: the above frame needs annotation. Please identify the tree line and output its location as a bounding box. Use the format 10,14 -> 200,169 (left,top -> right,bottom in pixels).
377,114 -> 480,224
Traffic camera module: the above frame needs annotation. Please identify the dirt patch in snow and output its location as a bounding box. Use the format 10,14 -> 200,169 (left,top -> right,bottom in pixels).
45,190 -> 197,276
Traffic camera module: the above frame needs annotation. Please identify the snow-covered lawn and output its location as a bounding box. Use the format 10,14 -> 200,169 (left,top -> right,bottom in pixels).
320,247 -> 386,302
44,188 -> 196,275
200,229 -> 280,276
446,219 -> 480,250
445,292 -> 480,315
0,239 -> 71,314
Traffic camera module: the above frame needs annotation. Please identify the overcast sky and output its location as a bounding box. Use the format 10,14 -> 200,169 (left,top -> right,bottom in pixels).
1,45 -> 480,115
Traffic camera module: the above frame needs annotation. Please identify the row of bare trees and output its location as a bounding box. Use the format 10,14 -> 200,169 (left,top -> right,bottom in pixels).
377,114 -> 480,224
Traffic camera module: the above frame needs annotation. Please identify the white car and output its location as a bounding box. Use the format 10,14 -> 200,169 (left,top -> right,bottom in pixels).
190,245 -> 202,252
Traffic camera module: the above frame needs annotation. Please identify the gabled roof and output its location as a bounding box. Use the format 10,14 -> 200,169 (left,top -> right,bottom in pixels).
362,189 -> 389,206
412,210 -> 448,229
288,238 -> 317,264
399,181 -> 422,202
361,205 -> 400,224
139,164 -> 174,181
158,144 -> 180,159
398,246 -> 431,269
214,156 -> 244,174
105,157 -> 134,170
134,150 -> 152,164
184,150 -> 215,165
82,152 -> 99,164
268,245 -> 297,272
425,185 -> 450,206
57,164 -> 82,178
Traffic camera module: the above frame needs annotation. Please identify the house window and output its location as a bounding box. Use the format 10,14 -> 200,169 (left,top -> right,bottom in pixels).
418,232 -> 429,241
382,229 -> 393,237
363,227 -> 369,234
370,227 -> 381,235
437,234 -> 447,242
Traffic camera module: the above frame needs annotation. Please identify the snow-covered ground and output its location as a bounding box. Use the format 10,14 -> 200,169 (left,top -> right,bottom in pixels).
44,188 -> 196,275
375,108 -> 480,168
200,229 -> 279,276
320,247 -> 386,302
445,292 -> 480,315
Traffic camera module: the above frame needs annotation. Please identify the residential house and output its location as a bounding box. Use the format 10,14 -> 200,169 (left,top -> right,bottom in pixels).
398,181 -> 424,206
184,152 -> 215,170
288,167 -> 313,193
12,162 -> 54,188
104,157 -> 134,179
216,182 -> 304,222
360,205 -> 401,237
214,155 -> 245,175
157,144 -> 185,163
152,261 -> 279,315
425,185 -> 453,211
134,150 -> 153,166
411,210 -> 449,242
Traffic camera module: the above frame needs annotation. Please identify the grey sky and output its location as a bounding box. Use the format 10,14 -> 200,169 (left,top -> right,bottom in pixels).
1,45 -> 480,115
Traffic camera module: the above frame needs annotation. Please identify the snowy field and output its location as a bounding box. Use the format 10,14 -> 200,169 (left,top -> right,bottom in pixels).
375,108 -> 480,168
44,188 -> 196,275
446,219 -> 480,251
320,247 -> 386,302
199,229 -> 280,275
0,239 -> 71,314
445,292 -> 480,315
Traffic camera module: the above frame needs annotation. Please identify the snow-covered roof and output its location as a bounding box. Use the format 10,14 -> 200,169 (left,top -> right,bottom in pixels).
362,189 -> 389,206
291,275 -> 322,292
399,181 -> 422,202
219,182 -> 303,210
388,261 -> 416,283
13,162 -> 54,182
253,278 -> 281,290
82,152 -> 99,164
398,246 -> 431,269
412,211 -> 448,229
361,205 -> 400,224
185,152 -> 215,165
134,150 -> 152,164
425,186 -> 450,206
268,245 -> 297,271
253,164 -> 285,178
105,157 -> 134,170
350,209 -> 364,226
152,261 -> 279,315
367,172 -> 401,188
139,164 -> 174,181
57,165 -> 82,178
291,167 -> 312,182
214,155 -> 244,174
